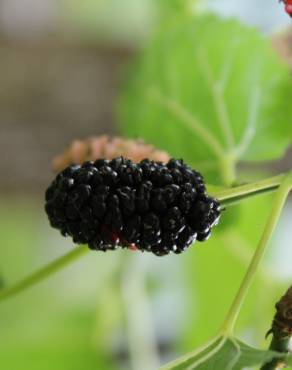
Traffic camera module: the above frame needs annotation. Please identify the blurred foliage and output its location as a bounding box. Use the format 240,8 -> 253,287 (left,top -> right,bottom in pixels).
0,197 -> 290,369
60,0 -> 199,46
181,195 -> 272,348
117,8 -> 292,370
0,200 -> 120,370
156,0 -> 198,22
118,15 -> 292,185
61,0 -> 152,45
1,2 -> 292,370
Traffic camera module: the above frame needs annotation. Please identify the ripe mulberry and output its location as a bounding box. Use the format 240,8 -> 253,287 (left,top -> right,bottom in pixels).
45,157 -> 221,256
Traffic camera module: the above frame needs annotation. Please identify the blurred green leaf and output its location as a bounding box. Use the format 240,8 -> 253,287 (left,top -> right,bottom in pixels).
0,199 -> 122,370
287,355 -> 292,366
0,276 -> 4,290
0,285 -> 117,370
161,336 -> 283,370
61,0 -> 151,45
177,193 -> 284,351
157,0 -> 197,19
118,15 -> 292,184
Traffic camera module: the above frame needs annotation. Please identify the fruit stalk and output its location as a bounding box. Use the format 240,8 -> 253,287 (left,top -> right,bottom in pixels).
214,174 -> 284,206
220,172 -> 292,336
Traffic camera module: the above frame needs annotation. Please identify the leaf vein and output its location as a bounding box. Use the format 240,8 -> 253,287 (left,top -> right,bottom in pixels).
236,85 -> 261,157
148,87 -> 225,159
197,47 -> 235,151
186,337 -> 227,370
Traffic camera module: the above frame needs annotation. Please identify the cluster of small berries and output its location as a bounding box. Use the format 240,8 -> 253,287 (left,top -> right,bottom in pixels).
45,157 -> 220,256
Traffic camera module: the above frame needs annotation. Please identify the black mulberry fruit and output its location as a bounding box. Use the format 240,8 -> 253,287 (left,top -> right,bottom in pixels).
45,157 -> 221,256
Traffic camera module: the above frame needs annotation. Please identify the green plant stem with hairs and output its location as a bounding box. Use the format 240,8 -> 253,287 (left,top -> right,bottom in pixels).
0,171 -> 292,370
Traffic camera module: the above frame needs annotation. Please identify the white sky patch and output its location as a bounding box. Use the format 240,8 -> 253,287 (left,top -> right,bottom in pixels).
206,0 -> 291,33
271,199 -> 292,280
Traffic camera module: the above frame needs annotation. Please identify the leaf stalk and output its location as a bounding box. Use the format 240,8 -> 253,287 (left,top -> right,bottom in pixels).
0,246 -> 89,303
219,172 -> 292,336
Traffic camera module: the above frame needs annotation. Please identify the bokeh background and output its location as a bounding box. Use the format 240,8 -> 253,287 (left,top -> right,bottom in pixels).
0,1 -> 291,369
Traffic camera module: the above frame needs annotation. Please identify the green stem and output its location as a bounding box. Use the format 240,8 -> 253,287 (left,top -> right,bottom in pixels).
218,152 -> 237,186
0,173 -> 288,304
220,172 -> 292,336
0,246 -> 89,303
213,174 -> 284,206
260,337 -> 291,370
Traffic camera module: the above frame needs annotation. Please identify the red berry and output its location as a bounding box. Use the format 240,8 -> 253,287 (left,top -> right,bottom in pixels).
286,4 -> 292,13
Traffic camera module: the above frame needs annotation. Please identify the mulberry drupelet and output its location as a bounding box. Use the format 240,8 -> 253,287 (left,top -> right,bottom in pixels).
45,157 -> 221,256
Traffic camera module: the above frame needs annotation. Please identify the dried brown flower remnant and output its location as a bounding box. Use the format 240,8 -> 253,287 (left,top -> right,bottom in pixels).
271,286 -> 292,339
52,136 -> 170,172
261,286 -> 292,370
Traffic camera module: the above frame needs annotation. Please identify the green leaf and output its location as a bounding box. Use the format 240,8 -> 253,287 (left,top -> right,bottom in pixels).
287,356 -> 292,367
0,200 -> 121,370
0,276 -> 4,290
117,15 -> 292,184
157,0 -> 196,17
160,335 -> 283,370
